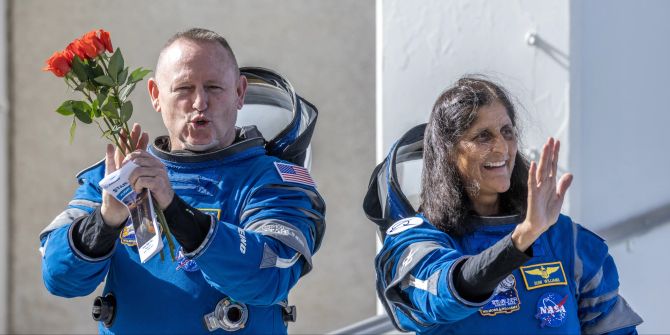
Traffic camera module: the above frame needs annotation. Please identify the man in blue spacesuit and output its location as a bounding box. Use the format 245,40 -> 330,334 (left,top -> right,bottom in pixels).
39,28 -> 325,334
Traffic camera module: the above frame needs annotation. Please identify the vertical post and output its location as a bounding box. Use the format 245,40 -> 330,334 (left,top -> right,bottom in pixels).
0,0 -> 9,331
375,0 -> 384,316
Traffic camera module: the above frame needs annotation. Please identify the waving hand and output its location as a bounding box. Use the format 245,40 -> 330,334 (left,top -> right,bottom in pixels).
512,138 -> 573,251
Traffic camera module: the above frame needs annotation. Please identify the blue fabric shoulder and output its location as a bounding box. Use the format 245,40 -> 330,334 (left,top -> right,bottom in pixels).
73,158 -> 105,203
383,216 -> 458,250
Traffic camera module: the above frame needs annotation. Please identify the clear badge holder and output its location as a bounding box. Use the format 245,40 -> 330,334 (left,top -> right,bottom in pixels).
99,161 -> 163,263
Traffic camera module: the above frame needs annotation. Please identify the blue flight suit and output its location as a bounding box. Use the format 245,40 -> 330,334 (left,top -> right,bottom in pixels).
39,131 -> 325,334
376,214 -> 642,334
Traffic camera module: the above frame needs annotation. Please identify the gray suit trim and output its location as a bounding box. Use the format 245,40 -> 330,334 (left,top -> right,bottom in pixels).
447,256 -> 495,308
383,241 -> 443,328
246,219 -> 313,270
581,267 -> 604,294
67,217 -> 115,262
573,222 -> 584,292
581,296 -> 643,334
402,270 -> 441,296
40,207 -> 90,240
259,244 -> 301,269
183,216 -> 217,259
265,185 -> 325,212
579,289 -> 619,309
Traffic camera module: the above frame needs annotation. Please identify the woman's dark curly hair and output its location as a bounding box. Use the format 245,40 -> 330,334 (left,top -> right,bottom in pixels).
420,76 -> 529,236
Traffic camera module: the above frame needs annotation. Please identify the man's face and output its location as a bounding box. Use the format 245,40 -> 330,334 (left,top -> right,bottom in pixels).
148,39 -> 247,151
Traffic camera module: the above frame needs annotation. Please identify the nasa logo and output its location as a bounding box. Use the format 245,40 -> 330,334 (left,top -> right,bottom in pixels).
535,292 -> 569,328
387,217 -> 423,236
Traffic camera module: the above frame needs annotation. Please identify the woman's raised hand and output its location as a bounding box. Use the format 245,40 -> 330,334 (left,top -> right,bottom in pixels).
512,137 -> 573,251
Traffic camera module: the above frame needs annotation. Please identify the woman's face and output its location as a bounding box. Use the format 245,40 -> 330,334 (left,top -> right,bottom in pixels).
455,101 -> 518,200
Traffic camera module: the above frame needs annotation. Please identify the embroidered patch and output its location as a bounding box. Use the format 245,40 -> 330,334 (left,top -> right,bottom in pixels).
535,292 -> 569,328
198,208 -> 221,220
120,223 -> 137,246
175,247 -> 200,272
479,274 -> 521,316
520,261 -> 567,290
274,162 -> 316,187
387,217 -> 423,235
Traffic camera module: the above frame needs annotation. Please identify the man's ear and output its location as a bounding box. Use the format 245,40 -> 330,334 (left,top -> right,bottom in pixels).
236,75 -> 248,110
148,78 -> 161,113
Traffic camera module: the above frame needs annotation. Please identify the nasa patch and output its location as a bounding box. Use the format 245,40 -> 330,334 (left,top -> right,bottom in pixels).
535,292 -> 569,328
387,217 -> 424,235
175,247 -> 200,272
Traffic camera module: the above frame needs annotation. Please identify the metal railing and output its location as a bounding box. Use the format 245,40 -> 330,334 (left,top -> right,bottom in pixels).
596,202 -> 670,244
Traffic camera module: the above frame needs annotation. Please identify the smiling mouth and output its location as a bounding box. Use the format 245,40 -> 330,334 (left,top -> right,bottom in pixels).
483,161 -> 506,169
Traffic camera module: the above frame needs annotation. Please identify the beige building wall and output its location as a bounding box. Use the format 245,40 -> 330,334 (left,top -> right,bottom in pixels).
10,1 -> 376,333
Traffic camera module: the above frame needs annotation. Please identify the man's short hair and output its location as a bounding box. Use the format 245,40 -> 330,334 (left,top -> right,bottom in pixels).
160,27 -> 239,75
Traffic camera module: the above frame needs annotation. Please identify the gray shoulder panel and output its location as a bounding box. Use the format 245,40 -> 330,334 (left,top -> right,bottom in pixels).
390,241 -> 442,288
382,241 -> 443,329
245,219 -> 313,274
39,207 -> 90,240
581,295 -> 643,334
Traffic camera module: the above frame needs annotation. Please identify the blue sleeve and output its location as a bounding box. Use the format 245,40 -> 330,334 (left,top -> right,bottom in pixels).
185,179 -> 325,306
575,224 -> 642,334
375,219 -> 496,332
40,160 -> 113,298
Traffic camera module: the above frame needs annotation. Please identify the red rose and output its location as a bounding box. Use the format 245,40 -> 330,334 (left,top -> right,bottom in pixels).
73,38 -> 96,59
62,48 -> 74,63
66,41 -> 87,60
43,51 -> 72,77
82,31 -> 105,56
98,29 -> 113,53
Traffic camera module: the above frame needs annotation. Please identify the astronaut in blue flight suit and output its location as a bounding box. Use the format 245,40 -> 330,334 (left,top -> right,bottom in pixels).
39,28 -> 325,334
364,77 -> 642,334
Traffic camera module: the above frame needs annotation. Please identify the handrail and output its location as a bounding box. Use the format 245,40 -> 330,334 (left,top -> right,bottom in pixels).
596,202 -> 670,244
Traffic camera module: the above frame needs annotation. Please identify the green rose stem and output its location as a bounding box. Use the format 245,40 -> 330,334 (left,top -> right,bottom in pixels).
63,53 -> 176,262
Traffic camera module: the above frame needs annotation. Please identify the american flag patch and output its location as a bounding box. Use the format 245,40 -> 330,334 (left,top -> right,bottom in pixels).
274,162 -> 316,187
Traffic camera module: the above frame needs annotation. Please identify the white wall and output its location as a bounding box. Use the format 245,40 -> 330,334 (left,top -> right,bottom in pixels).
609,221 -> 670,333
382,0 -> 670,333
382,0 -> 571,204
570,0 -> 670,230
571,0 -> 670,332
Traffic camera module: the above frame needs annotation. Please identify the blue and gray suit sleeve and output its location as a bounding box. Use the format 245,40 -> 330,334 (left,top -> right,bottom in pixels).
574,224 -> 642,334
375,221 -> 505,332
40,161 -> 113,298
184,181 -> 326,306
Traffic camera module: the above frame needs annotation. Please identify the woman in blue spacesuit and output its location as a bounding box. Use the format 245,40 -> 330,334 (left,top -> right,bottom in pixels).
373,77 -> 642,334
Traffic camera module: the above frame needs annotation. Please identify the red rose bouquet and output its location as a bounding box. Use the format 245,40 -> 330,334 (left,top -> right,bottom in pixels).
44,29 -> 176,261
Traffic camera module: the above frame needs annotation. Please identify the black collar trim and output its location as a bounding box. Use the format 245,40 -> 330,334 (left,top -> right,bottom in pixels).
149,126 -> 266,163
